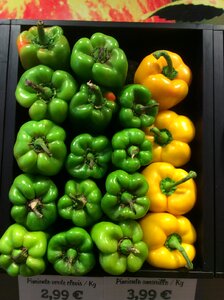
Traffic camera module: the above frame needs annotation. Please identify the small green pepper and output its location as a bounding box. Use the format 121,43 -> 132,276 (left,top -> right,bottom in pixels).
57,179 -> 103,227
15,65 -> 78,124
70,32 -> 128,90
0,224 -> 48,277
47,227 -> 95,276
69,81 -> 117,133
66,133 -> 112,179
13,119 -> 67,176
9,173 -> 58,231
101,170 -> 150,221
112,128 -> 152,173
118,84 -> 158,128
91,220 -> 148,275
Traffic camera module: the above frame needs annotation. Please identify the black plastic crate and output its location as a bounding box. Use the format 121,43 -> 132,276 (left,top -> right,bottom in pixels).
0,20 -> 215,278
214,26 -> 224,277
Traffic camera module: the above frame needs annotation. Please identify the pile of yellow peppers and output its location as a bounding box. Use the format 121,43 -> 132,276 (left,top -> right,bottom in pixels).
134,50 -> 197,270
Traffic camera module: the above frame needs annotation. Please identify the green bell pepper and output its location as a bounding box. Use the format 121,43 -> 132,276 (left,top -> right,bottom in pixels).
15,65 -> 78,124
47,227 -> 95,276
0,224 -> 48,277
118,84 -> 159,128
112,128 -> 152,173
13,119 -> 67,176
9,173 -> 58,231
91,220 -> 148,275
17,20 -> 71,70
57,179 -> 103,227
101,170 -> 150,221
66,133 -> 112,179
70,32 -> 128,90
69,81 -> 117,133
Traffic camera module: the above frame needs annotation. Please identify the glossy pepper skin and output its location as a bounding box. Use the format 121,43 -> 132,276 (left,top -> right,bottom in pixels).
9,173 -> 58,231
15,65 -> 78,124
134,50 -> 192,110
47,227 -> 95,276
69,81 -> 117,134
142,162 -> 197,215
140,213 -> 196,270
70,32 -> 128,90
145,110 -> 195,167
101,170 -> 150,221
57,179 -> 103,227
112,128 -> 152,173
17,21 -> 71,70
13,119 -> 67,176
0,224 -> 48,277
118,84 -> 158,129
66,133 -> 112,179
91,220 -> 148,275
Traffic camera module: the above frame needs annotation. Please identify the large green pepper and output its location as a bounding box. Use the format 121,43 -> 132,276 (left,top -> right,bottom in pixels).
17,21 -> 71,70
69,81 -> 117,133
66,133 -> 112,179
57,179 -> 103,227
112,128 -> 152,173
118,84 -> 159,128
91,220 -> 148,275
13,119 -> 67,176
47,227 -> 95,276
9,173 -> 58,231
101,170 -> 150,221
15,65 -> 78,124
0,224 -> 48,277
70,32 -> 128,90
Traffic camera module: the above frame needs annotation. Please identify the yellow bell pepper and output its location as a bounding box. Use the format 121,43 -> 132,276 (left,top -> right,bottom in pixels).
141,162 -> 197,215
139,212 -> 196,270
134,50 -> 192,110
145,110 -> 195,167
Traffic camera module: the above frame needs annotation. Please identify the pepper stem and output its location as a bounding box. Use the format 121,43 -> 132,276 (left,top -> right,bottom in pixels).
128,146 -> 139,158
87,81 -> 104,108
25,79 -> 53,100
32,137 -> 52,156
165,233 -> 193,270
168,171 -> 196,189
12,247 -> 28,264
150,127 -> 173,145
37,20 -> 48,45
153,50 -> 178,80
135,103 -> 159,115
28,198 -> 43,218
118,238 -> 139,256
69,193 -> 87,209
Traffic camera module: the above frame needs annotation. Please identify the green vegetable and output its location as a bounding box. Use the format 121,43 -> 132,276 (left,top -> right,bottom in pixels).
66,133 -> 112,179
47,227 -> 95,276
0,224 -> 48,277
69,81 -> 117,133
101,170 -> 150,221
9,173 -> 58,231
118,84 -> 158,128
70,32 -> 128,89
15,65 -> 78,124
57,179 -> 103,227
17,20 -> 71,70
13,119 -> 67,176
91,220 -> 148,275
112,128 -> 152,173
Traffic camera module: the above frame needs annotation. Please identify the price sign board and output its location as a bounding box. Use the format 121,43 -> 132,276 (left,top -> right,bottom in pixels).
103,277 -> 197,300
18,275 -> 104,300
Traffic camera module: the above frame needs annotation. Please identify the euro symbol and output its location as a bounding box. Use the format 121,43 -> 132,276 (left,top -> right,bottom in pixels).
160,290 -> 172,299
73,290 -> 83,299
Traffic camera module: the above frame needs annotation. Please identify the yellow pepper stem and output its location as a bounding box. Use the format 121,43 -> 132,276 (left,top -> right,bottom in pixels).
160,171 -> 197,196
150,127 -> 172,145
165,233 -> 193,270
37,20 -> 48,46
153,50 -> 178,80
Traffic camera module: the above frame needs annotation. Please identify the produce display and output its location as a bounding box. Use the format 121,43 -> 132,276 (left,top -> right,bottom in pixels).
0,22 -> 197,277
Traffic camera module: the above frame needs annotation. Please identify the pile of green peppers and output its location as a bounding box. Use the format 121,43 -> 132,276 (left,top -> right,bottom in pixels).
0,21 -> 161,277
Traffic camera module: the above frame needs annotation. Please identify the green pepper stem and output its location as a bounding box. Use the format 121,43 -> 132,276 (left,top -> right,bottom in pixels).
13,247 -> 28,265
118,238 -> 139,256
28,199 -> 43,218
87,81 -> 104,107
165,233 -> 193,270
128,146 -> 139,158
25,79 -> 53,100
33,137 -> 52,157
153,50 -> 178,80
135,103 -> 159,114
37,20 -> 48,45
165,171 -> 197,191
69,193 -> 87,209
150,127 -> 172,145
